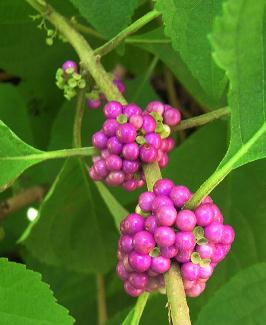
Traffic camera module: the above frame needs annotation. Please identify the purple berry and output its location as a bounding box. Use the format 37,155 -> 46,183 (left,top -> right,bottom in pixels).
163,108 -> 181,126
123,214 -> 145,235
181,262 -> 200,281
92,131 -> 108,149
142,115 -> 157,133
205,222 -> 224,243
123,180 -> 138,192
107,136 -> 123,155
211,244 -> 228,263
186,282 -> 205,297
175,210 -> 197,232
170,186 -> 192,208
128,273 -> 148,289
175,232 -> 196,251
101,149 -> 110,159
89,167 -> 102,181
122,160 -> 140,174
151,256 -> 171,273
123,103 -> 142,117
103,119 -> 119,137
144,216 -> 157,233
183,279 -> 195,290
155,205 -> 177,226
124,281 -> 143,297
160,245 -> 178,258
199,264 -> 214,279
88,99 -> 101,109
114,79 -> 126,94
221,225 -> 235,244
196,244 -> 215,259
122,143 -> 139,161
116,123 -> 137,143
62,60 -> 78,72
195,203 -> 214,227
128,251 -> 151,272
120,235 -> 133,253
105,154 -> 122,171
129,114 -> 143,129
175,249 -> 193,263
133,231 -> 156,254
202,196 -> 213,204
139,144 -> 157,163
151,195 -> 174,212
106,171 -> 125,186
154,226 -> 176,247
146,101 -> 165,115
153,179 -> 174,196
163,138 -> 175,152
211,204 -> 224,223
139,192 -> 155,212
93,159 -> 108,178
116,261 -> 129,280
145,133 -> 162,150
104,101 -> 123,118
158,153 -> 169,168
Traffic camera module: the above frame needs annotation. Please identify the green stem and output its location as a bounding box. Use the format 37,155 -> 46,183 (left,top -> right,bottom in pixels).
94,10 -> 161,56
96,274 -> 108,324
125,38 -> 171,44
185,122 -> 266,209
2,147 -> 98,161
26,0 -> 126,104
173,106 -> 230,132
165,264 -> 191,325
130,292 -> 150,325
73,89 -> 86,148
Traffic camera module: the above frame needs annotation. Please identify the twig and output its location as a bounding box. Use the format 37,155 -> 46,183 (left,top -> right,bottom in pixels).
94,10 -> 161,56
73,88 -> 86,148
0,186 -> 47,219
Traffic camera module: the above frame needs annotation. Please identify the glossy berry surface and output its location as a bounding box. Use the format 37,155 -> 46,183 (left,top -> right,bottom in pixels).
116,179 -> 235,298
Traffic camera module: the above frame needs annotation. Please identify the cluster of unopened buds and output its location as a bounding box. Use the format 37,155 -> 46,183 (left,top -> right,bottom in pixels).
56,60 -> 86,100
89,101 -> 181,190
116,179 -> 235,297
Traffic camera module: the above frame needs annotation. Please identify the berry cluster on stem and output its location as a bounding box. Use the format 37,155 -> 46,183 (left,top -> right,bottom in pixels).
117,179 -> 235,297
89,101 -> 181,190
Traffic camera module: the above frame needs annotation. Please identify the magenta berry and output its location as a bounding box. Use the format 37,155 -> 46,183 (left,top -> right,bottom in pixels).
133,231 -> 156,254
107,136 -> 123,155
106,171 -> 125,186
117,179 -> 235,298
154,226 -> 176,247
116,123 -> 137,143
163,108 -> 181,127
123,103 -> 142,117
139,144 -> 157,163
105,154 -> 122,171
92,131 -> 108,149
129,114 -> 143,129
142,115 -> 157,133
62,60 -> 78,72
104,101 -> 123,118
122,143 -> 139,161
103,119 -> 119,137
146,101 -> 165,114
88,99 -> 101,109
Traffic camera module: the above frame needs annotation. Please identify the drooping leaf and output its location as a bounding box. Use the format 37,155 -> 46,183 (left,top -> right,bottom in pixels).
195,263 -> 266,325
70,0 -> 139,38
156,0 -> 227,103
21,158 -> 118,273
211,0 -> 266,170
129,28 -> 227,109
0,258 -> 74,324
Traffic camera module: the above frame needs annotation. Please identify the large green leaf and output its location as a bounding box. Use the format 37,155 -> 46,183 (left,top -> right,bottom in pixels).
195,263 -> 266,325
156,0 -> 227,104
21,158 -> 118,273
0,258 -> 74,324
70,0 -> 139,38
0,120 -> 43,191
129,28 -> 227,109
211,0 -> 266,169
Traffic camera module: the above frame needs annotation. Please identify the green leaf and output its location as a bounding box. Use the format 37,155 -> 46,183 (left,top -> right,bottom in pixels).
70,0 -> 139,38
156,0 -> 227,103
129,28 -> 227,109
195,263 -> 266,325
211,0 -> 266,169
0,258 -> 74,324
0,120 -> 43,191
21,158 -> 118,273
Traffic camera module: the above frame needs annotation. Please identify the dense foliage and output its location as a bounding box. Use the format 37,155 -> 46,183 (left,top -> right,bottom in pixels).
0,0 -> 265,324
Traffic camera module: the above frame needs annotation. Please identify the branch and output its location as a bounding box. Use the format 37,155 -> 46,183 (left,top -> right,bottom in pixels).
26,1 -> 191,323
0,186 -> 47,219
96,274 -> 108,324
94,10 -> 161,56
173,106 -> 230,132
70,17 -> 106,41
73,88 -> 86,148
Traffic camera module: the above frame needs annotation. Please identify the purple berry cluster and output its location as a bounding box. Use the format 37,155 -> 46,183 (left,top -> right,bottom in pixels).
89,101 -> 181,190
87,77 -> 126,110
116,179 -> 235,297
